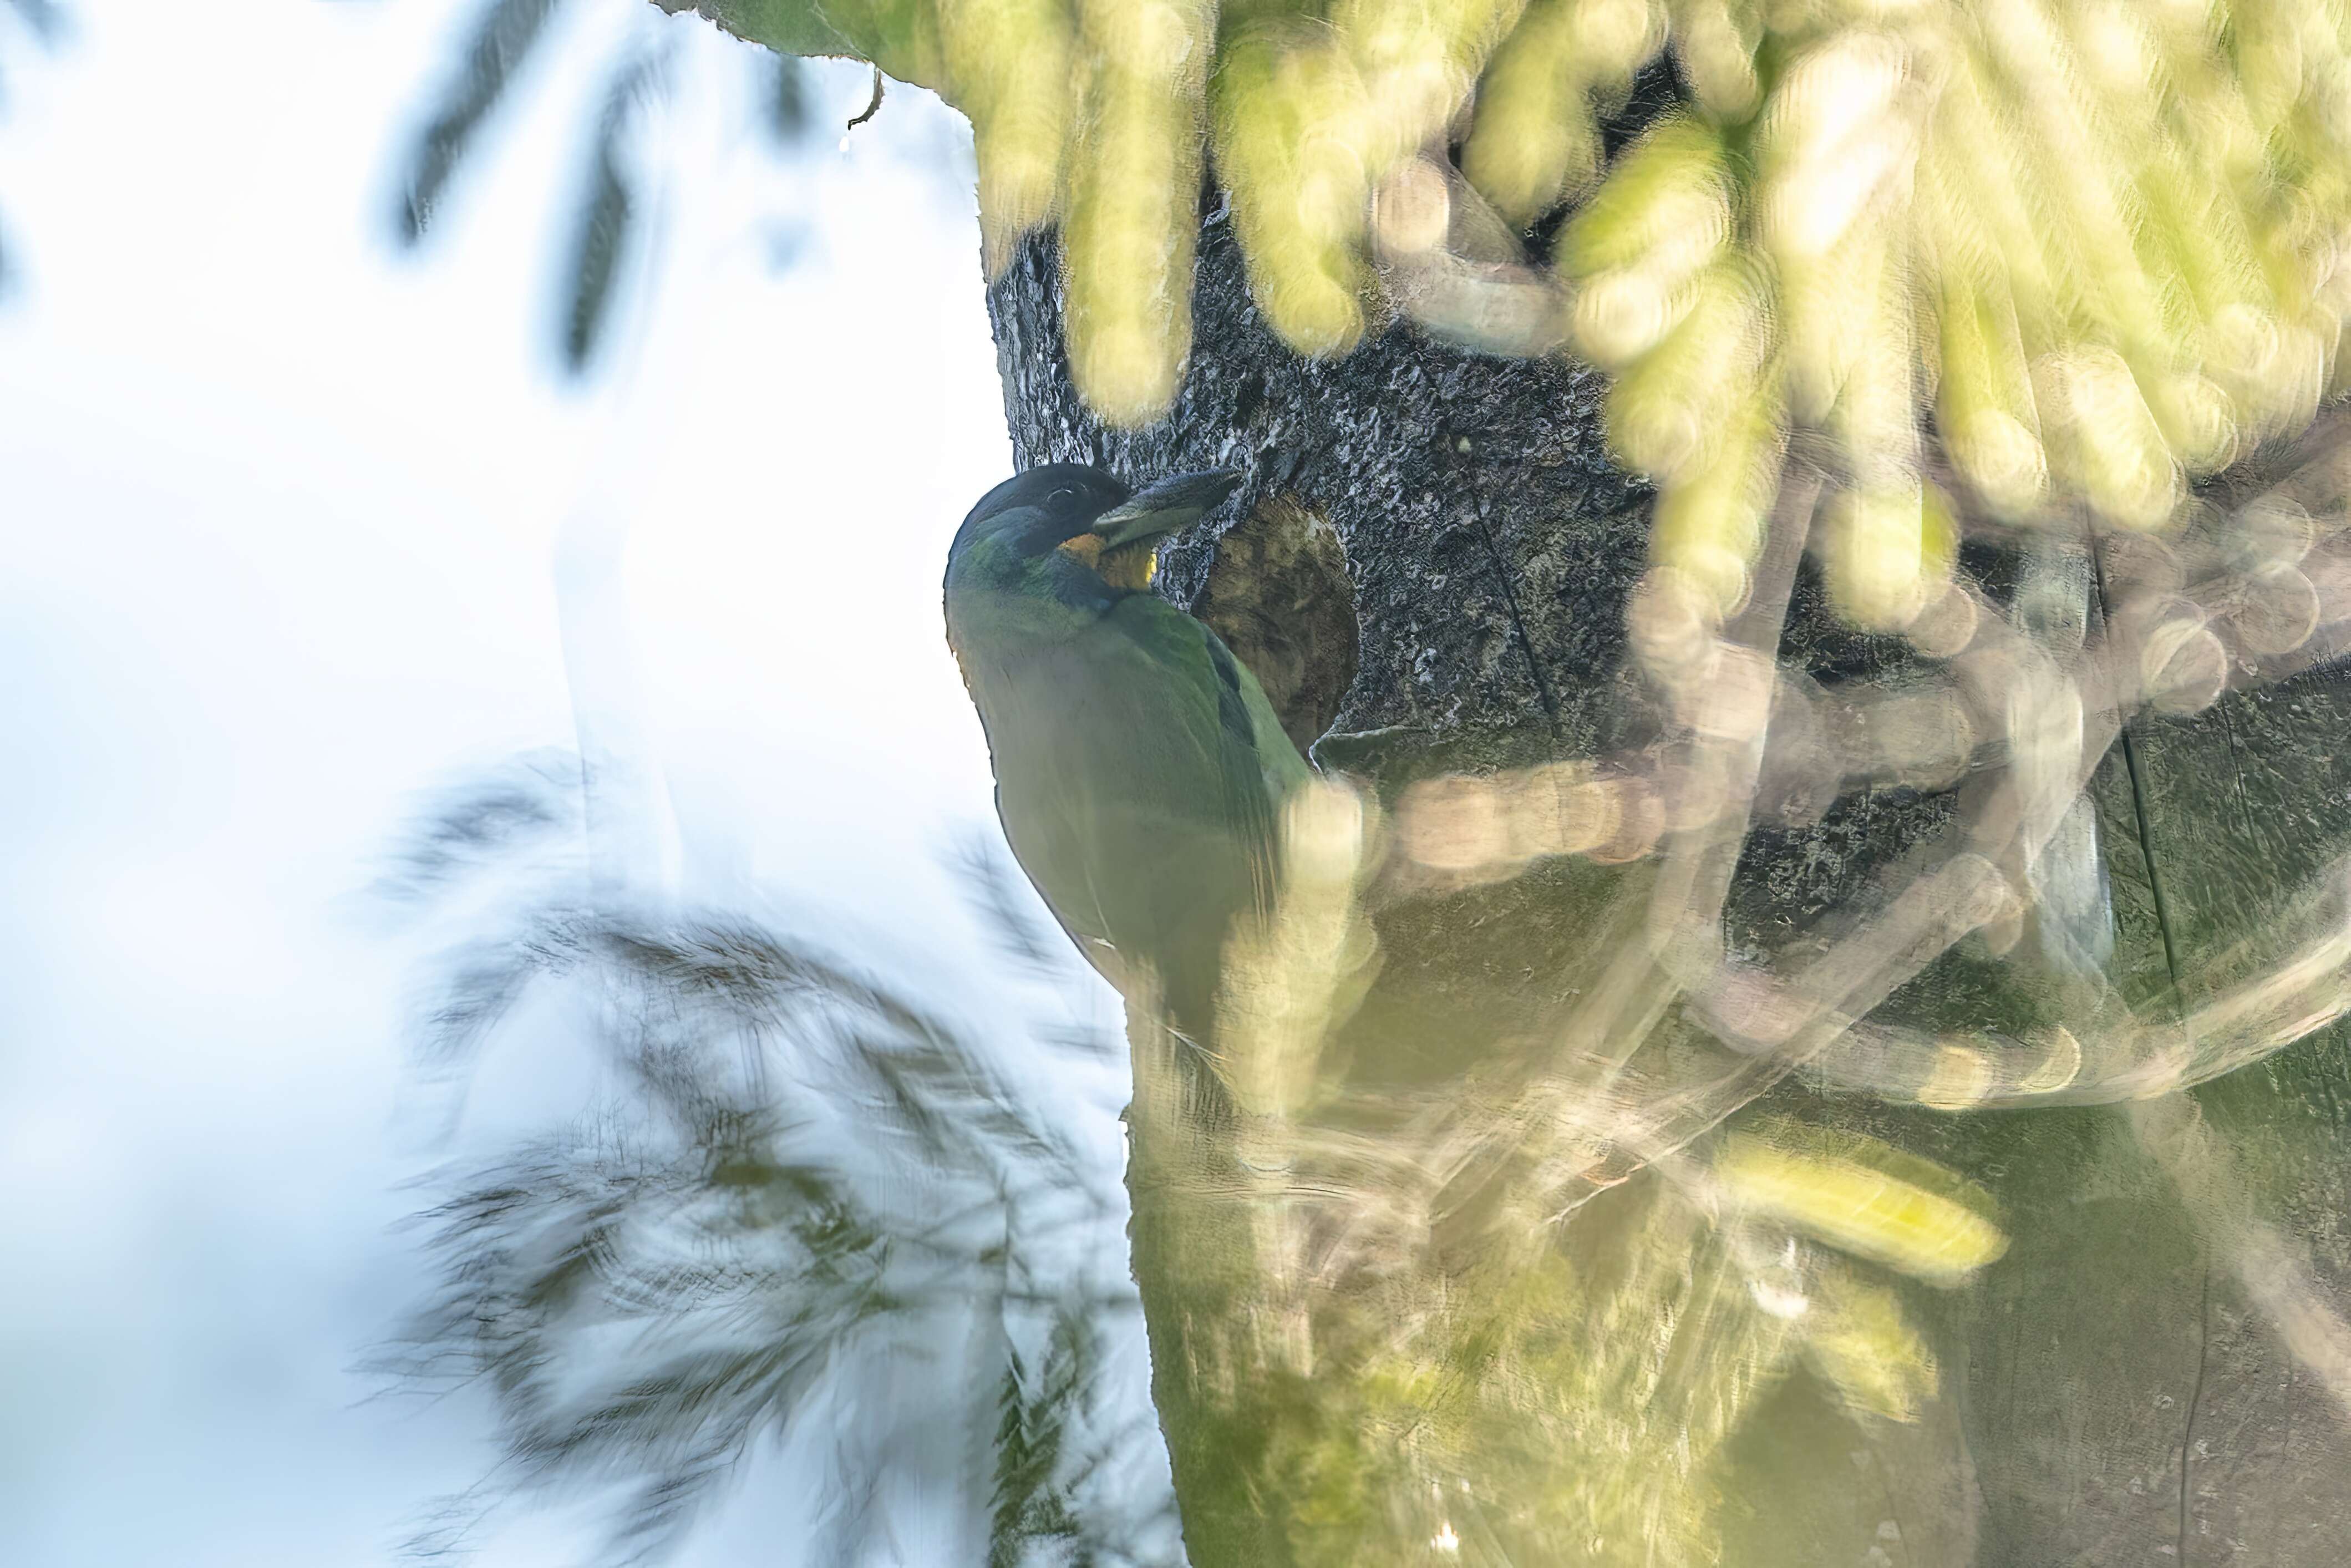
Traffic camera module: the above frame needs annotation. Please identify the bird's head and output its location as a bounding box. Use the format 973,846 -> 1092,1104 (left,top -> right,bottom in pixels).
945,462 -> 1243,649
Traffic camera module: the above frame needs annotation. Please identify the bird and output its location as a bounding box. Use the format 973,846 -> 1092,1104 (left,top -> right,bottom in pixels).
943,461 -> 1313,1065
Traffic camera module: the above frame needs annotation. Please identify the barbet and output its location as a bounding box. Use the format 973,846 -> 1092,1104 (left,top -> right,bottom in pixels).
944,464 -> 1311,1056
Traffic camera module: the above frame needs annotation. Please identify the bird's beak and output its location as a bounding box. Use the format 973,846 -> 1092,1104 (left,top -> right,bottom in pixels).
1086,469 -> 1245,550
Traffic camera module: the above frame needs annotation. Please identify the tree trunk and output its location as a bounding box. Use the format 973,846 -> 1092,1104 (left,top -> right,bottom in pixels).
986,207 -> 2351,1567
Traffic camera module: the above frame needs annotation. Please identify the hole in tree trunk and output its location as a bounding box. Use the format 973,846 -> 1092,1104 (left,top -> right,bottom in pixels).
1191,494 -> 1359,756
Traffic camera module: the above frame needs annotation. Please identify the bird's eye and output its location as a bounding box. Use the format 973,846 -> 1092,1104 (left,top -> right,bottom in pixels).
1049,488 -> 1075,505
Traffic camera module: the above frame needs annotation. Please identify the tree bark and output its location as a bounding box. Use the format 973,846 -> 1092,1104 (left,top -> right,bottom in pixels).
986,206 -> 2351,1566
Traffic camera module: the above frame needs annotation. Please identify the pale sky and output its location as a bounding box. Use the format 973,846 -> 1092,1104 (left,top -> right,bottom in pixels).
0,3 -> 1125,1562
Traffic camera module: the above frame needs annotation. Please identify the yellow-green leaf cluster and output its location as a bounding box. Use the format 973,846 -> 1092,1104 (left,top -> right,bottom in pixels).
1461,0 -> 1666,226
704,0 -> 2351,593
1712,1119 -> 2008,1286
1062,0 -> 1218,422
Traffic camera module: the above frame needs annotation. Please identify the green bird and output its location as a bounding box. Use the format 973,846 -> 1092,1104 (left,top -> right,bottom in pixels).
943,463 -> 1312,1058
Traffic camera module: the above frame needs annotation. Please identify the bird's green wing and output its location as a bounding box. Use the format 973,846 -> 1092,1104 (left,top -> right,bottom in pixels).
979,593 -> 1309,1044
1108,587 -> 1308,911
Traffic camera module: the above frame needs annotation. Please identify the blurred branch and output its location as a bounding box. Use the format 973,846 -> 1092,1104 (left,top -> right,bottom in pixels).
374,758 -> 1166,1565
844,64 -> 882,131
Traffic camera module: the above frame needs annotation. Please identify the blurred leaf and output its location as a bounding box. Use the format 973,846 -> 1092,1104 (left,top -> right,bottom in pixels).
561,143 -> 630,372
559,42 -> 671,374
372,749 -> 578,905
990,1307 -> 1104,1567
4,0 -> 64,45
0,0 -> 65,289
948,825 -> 1078,982
394,0 -> 568,246
761,53 -> 808,146
376,755 -> 1157,1565
386,2 -> 972,379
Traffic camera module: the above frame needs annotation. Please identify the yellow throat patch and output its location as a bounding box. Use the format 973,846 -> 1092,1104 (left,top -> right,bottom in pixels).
1059,533 -> 1159,592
